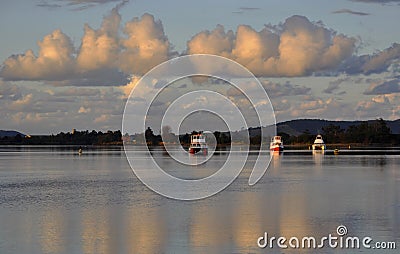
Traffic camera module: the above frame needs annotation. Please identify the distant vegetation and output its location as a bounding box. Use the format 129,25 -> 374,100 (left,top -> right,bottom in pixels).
126,118 -> 399,146
0,130 -> 122,145
127,127 -> 231,146
280,118 -> 396,145
1,118 -> 399,146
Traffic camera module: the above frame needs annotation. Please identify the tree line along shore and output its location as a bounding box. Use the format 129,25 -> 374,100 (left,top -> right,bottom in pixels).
1,118 -> 398,146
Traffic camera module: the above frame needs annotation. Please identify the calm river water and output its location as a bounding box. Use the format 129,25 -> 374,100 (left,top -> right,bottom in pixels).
0,146 -> 399,253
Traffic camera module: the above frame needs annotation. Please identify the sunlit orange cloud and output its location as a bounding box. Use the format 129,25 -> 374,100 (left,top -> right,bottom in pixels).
118,75 -> 141,98
188,16 -> 356,77
1,8 -> 398,85
1,11 -> 170,83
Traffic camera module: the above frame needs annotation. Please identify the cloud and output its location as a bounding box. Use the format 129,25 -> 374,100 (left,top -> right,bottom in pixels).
323,82 -> 341,94
187,24 -> 235,57
1,11 -> 398,88
323,77 -> 350,94
9,94 -> 34,111
76,7 -> 121,71
361,43 -> 400,74
225,80 -> 310,99
187,15 -> 356,77
355,97 -> 393,119
349,0 -> 400,3
78,106 -> 91,113
332,9 -> 370,16
0,81 -> 126,133
36,2 -> 62,9
118,75 -> 141,98
272,95 -> 353,121
364,79 -> 400,95
0,11 -> 168,85
37,0 -> 128,11
340,43 -> 400,75
119,13 -> 171,75
0,81 -> 22,100
52,87 -> 101,97
262,81 -> 311,97
239,7 -> 261,11
66,0 -> 125,4
1,29 -> 75,81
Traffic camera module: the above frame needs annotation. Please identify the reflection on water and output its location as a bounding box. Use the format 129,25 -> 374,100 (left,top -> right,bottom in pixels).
312,150 -> 324,170
81,209 -> 111,254
40,208 -> 65,254
0,146 -> 399,253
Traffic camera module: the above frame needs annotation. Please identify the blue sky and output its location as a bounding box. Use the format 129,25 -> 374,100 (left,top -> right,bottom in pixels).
1,0 -> 400,134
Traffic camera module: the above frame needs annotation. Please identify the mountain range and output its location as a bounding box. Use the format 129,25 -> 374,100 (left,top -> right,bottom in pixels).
0,130 -> 26,138
276,119 -> 400,135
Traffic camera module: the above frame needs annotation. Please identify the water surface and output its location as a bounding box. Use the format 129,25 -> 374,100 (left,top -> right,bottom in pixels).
0,146 -> 399,253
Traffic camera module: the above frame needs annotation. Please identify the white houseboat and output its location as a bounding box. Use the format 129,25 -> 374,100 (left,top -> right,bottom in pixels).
270,136 -> 284,151
189,133 -> 208,155
312,134 -> 326,150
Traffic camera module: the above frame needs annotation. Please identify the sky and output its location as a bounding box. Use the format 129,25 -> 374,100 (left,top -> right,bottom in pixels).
1,0 -> 400,134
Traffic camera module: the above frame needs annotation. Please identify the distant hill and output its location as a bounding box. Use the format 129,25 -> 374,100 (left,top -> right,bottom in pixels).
277,119 -> 400,135
0,130 -> 26,138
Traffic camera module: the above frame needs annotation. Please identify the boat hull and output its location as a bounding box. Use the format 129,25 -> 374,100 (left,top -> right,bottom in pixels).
189,147 -> 208,155
270,145 -> 284,151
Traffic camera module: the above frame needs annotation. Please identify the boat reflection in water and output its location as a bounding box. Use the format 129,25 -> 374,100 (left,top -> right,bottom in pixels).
269,150 -> 283,173
312,149 -> 324,169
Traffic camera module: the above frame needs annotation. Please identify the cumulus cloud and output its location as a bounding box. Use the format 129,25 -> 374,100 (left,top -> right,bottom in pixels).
76,7 -> 121,71
187,24 -> 235,57
187,15 -> 356,77
1,30 -> 75,81
1,11 -> 398,87
332,9 -> 370,16
0,10 -> 167,85
119,13 -> 171,75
